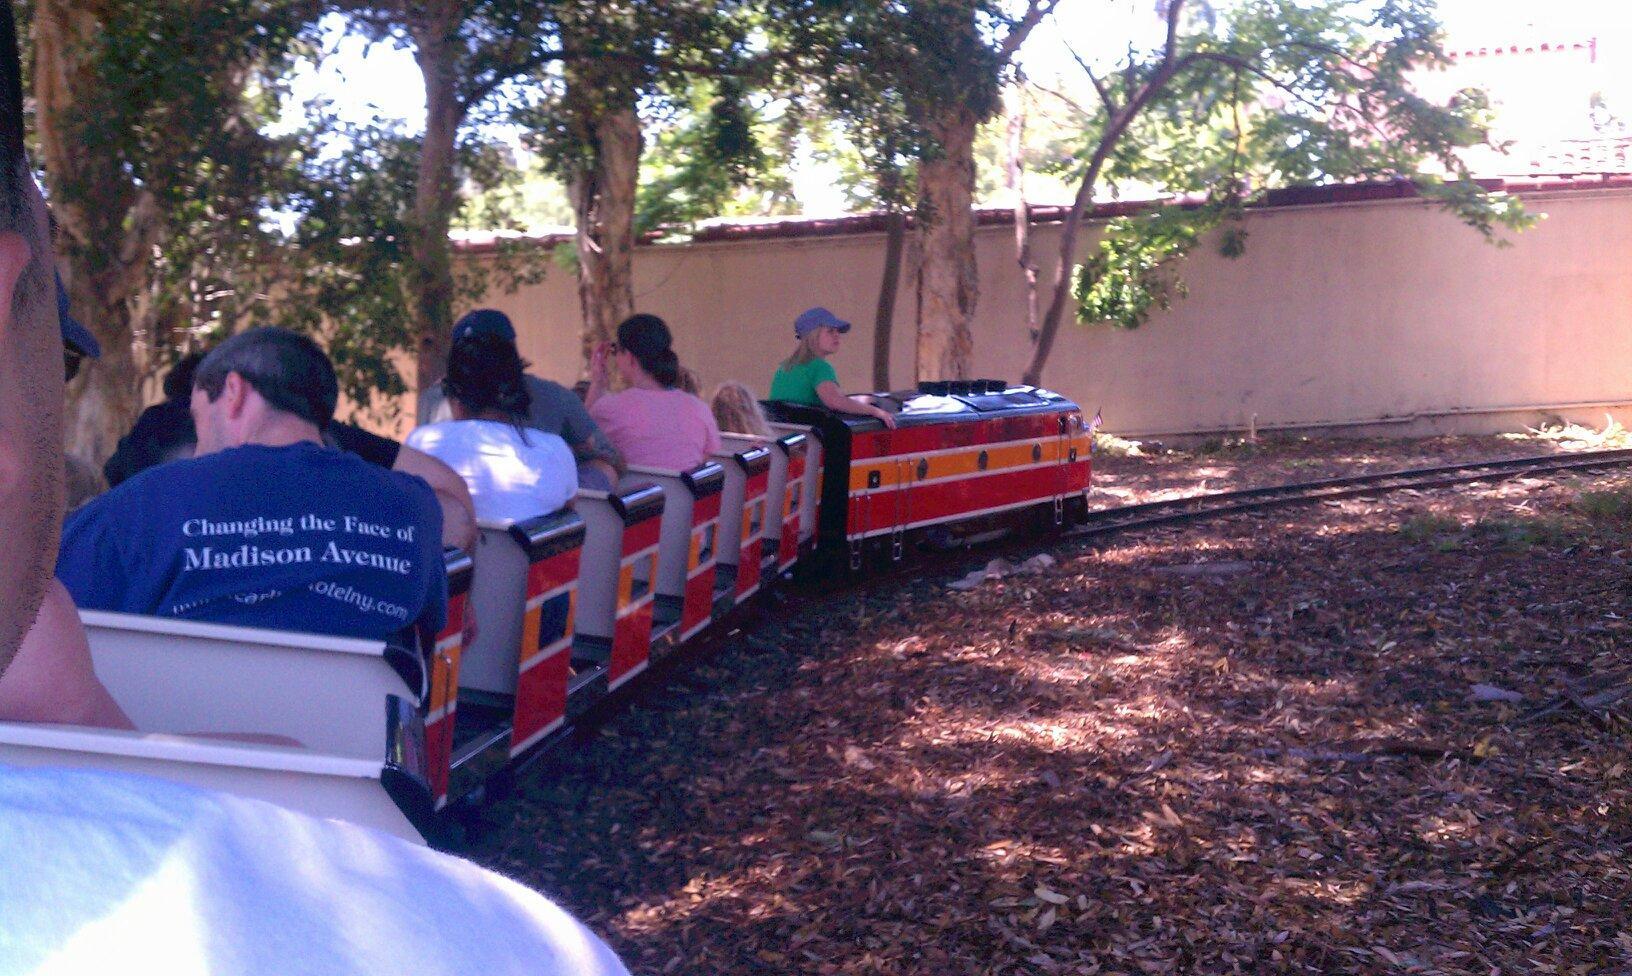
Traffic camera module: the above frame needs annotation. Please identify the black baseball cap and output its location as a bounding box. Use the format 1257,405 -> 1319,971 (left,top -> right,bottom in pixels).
451,308 -> 516,344
56,273 -> 99,359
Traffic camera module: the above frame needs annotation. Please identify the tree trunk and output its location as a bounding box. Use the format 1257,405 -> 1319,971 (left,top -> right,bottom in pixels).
871,207 -> 905,391
913,109 -> 979,382
1021,168 -> 1097,389
408,16 -> 463,393
1006,88 -> 1039,344
565,82 -> 640,367
33,0 -> 148,466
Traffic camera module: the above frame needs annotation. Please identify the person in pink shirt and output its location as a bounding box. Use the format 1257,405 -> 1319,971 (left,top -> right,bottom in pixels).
586,314 -> 721,471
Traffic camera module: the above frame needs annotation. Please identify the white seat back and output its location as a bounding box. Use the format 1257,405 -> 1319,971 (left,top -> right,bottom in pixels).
464,525 -> 528,695
82,611 -> 417,760
772,423 -> 822,546
0,722 -> 426,844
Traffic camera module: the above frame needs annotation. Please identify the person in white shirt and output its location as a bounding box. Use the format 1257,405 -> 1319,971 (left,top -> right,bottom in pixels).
407,333 -> 578,524
0,762 -> 631,976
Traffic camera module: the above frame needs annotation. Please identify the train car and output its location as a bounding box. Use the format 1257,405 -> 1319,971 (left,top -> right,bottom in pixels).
765,381 -> 1093,572
13,382 -> 1090,846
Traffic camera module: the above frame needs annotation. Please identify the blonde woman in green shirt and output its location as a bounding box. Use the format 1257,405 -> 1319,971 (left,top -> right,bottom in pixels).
768,307 -> 897,428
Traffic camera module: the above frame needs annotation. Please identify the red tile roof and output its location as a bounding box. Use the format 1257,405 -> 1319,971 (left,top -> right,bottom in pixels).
450,175 -> 1632,253
1447,38 -> 1598,62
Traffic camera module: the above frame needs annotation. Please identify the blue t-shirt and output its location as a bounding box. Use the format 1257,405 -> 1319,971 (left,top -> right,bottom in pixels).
57,442 -> 447,640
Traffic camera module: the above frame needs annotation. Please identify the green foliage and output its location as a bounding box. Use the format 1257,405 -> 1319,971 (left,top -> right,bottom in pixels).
271,119 -> 419,414
970,82 -> 1081,205
457,157 -> 575,233
772,0 -> 1043,214
1063,0 -> 1538,330
636,78 -> 799,237
1471,514 -> 1572,552
272,118 -> 546,420
33,0 -> 314,368
518,0 -> 760,178
1075,203 -> 1233,329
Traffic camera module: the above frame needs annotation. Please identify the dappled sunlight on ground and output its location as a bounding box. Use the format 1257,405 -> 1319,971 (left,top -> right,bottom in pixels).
471,439 -> 1632,975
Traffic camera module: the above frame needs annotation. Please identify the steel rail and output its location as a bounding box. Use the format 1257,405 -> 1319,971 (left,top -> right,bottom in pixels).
1070,448 -> 1632,539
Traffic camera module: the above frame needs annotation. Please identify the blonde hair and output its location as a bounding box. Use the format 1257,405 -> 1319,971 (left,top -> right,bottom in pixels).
780,331 -> 823,371
711,381 -> 772,438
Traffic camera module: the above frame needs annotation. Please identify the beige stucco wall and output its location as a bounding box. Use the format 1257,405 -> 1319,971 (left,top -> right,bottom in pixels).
457,187 -> 1632,439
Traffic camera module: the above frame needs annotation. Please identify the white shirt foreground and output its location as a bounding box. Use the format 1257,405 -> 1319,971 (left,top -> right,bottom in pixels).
0,763 -> 629,976
407,420 -> 577,525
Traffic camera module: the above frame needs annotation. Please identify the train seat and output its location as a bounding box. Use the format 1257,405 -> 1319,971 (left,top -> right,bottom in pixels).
424,549 -> 473,806
770,422 -> 823,554
81,610 -> 422,761
756,429 -> 809,579
714,438 -> 772,606
623,462 -> 725,645
439,511 -> 586,795
0,706 -> 433,844
573,484 -> 665,695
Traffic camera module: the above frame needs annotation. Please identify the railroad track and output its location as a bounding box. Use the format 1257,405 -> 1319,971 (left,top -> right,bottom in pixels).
1071,447 -> 1632,539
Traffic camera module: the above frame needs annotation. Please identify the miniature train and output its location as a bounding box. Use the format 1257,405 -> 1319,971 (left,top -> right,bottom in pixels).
0,383 -> 1093,845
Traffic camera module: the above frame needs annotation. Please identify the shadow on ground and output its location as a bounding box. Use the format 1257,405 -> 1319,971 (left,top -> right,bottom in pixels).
471,468 -> 1632,975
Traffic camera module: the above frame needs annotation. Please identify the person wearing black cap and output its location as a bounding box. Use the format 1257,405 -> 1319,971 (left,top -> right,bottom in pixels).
768,306 -> 896,428
418,309 -> 623,489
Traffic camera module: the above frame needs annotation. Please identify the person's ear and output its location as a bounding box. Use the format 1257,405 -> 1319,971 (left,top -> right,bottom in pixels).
221,372 -> 250,419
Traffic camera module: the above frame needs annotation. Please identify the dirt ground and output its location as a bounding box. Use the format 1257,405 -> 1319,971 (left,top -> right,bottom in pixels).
1087,428 -> 1617,509
471,432 -> 1632,975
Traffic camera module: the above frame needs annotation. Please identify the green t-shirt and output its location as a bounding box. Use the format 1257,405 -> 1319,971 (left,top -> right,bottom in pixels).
769,357 -> 839,407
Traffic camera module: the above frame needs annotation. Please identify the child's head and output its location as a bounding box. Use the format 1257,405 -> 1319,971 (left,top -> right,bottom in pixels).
711,381 -> 771,438
785,307 -> 850,367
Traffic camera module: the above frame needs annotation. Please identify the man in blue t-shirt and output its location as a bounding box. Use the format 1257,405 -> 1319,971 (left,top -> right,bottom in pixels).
56,328 -> 447,641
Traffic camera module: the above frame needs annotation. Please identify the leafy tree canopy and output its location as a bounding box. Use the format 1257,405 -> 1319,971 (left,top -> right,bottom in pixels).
1063,0 -> 1533,330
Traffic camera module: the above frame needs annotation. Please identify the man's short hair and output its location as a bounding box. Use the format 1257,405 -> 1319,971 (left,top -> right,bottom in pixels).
194,328 -> 339,429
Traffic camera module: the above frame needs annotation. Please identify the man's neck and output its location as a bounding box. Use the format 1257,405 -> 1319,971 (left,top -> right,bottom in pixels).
242,414 -> 323,449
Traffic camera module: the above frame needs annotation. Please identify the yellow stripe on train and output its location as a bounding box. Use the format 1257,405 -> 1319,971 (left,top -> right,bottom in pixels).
847,439 -> 1073,492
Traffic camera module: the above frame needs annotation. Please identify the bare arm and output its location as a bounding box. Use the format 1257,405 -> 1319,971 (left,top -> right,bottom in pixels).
393,445 -> 478,552
816,380 -> 897,429
0,580 -> 133,729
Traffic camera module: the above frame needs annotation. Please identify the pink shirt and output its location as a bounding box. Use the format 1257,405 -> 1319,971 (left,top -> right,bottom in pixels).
589,387 -> 722,471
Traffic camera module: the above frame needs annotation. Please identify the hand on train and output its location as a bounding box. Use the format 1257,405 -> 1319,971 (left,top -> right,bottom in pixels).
871,405 -> 898,429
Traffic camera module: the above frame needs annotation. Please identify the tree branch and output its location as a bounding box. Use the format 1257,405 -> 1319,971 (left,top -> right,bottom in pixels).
1031,80 -> 1094,122
460,47 -> 760,113
1164,0 -> 1185,63
1062,37 -> 1116,113
999,0 -> 1063,62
